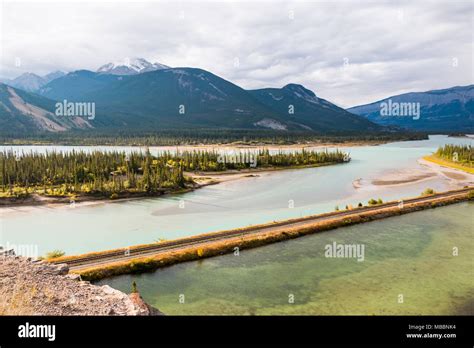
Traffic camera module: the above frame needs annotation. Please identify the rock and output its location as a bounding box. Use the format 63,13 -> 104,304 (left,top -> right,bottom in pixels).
101,285 -> 117,295
0,255 -> 163,315
65,274 -> 81,281
128,292 -> 164,316
0,249 -> 15,257
55,264 -> 69,275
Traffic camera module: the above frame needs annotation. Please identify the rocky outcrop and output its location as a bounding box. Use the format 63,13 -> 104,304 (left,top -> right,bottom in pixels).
0,254 -> 163,315
128,292 -> 163,316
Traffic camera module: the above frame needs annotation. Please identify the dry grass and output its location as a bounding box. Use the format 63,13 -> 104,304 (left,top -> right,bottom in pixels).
423,155 -> 474,174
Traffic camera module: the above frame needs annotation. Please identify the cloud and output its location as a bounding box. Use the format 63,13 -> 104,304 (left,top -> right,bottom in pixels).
0,0 -> 472,107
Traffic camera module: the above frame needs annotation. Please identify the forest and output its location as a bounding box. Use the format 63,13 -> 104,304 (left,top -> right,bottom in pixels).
0,150 -> 185,198
0,129 -> 427,146
0,148 -> 349,198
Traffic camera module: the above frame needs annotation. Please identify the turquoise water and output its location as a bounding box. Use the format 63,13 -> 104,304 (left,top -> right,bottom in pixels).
0,135 -> 472,256
99,203 -> 474,315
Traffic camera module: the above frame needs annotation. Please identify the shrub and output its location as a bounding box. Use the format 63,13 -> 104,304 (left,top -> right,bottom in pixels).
334,206 -> 339,211
368,198 -> 378,206
467,190 -> 474,200
45,250 -> 65,260
358,202 -> 363,207
422,188 -> 435,196
377,198 -> 383,204
110,193 -> 119,200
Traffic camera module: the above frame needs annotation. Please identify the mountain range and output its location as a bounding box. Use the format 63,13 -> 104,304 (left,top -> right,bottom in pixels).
1,58 -> 471,135
39,67 -> 380,132
249,84 -> 375,132
0,59 -> 381,134
348,85 -> 474,132
0,58 -> 168,94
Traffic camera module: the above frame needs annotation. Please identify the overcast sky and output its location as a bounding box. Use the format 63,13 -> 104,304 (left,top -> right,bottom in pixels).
0,0 -> 472,107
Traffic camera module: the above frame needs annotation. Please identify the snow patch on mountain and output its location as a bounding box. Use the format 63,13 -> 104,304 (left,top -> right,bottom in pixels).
254,118 -> 287,130
97,58 -> 169,75
284,83 -> 322,105
268,92 -> 283,101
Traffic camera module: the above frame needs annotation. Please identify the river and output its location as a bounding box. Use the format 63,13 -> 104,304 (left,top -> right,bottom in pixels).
0,135 -> 472,256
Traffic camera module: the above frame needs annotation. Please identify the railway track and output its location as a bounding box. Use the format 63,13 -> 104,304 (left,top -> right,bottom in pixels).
51,187 -> 473,270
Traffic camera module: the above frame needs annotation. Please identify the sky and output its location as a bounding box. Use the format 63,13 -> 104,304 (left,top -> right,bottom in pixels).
0,0 -> 473,107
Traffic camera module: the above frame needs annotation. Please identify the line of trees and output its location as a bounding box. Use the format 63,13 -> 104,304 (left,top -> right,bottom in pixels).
0,148 -> 349,197
161,148 -> 349,171
0,129 -> 427,146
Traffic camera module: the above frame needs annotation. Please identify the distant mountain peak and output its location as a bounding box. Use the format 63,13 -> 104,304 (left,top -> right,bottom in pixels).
97,57 -> 169,75
19,72 -> 40,77
281,83 -> 321,105
347,84 -> 474,132
1,70 -> 66,92
15,72 -> 43,80
8,73 -> 46,92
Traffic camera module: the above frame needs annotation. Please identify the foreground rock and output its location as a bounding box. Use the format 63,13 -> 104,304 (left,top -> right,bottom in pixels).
0,254 -> 163,315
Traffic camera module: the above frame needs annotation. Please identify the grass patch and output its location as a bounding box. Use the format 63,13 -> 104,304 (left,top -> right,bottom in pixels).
423,155 -> 474,174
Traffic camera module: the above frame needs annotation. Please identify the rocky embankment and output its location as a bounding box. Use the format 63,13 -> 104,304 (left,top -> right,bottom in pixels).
0,252 -> 162,315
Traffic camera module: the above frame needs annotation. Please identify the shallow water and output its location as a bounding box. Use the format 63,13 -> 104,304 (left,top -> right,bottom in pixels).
99,202 -> 474,315
0,135 -> 472,256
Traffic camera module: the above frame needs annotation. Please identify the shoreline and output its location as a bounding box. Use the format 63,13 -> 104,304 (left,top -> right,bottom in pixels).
355,156 -> 474,190
422,155 -> 474,174
0,139 -> 388,149
418,157 -> 474,183
0,187 -> 195,209
188,162 -> 341,186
